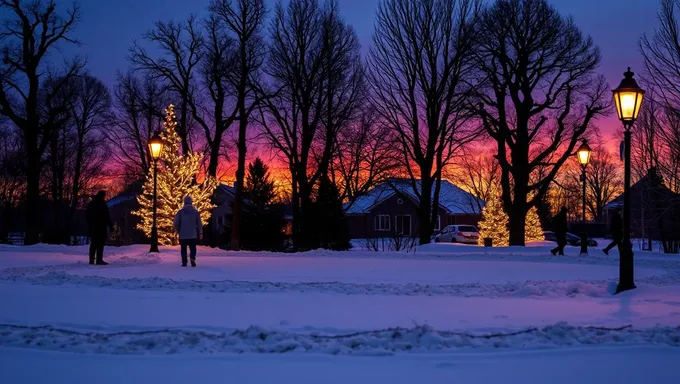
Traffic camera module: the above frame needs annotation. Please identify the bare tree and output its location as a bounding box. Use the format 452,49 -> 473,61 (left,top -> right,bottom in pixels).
0,124 -> 25,242
259,0 -> 363,249
0,0 -> 83,244
129,16 -> 202,155
107,72 -> 168,182
44,74 -> 110,243
448,148 -> 500,214
368,0 -> 480,244
472,0 -> 609,245
640,0 -> 680,191
210,0 -> 267,250
191,14 -> 237,177
66,75 -> 111,216
585,147 -> 622,221
333,107 -> 397,212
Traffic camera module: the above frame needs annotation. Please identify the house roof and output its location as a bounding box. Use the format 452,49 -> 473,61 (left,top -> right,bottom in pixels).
344,178 -> 484,215
605,168 -> 680,210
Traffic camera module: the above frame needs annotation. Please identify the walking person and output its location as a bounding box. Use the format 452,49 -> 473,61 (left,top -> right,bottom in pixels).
551,207 -> 568,256
603,210 -> 622,255
86,190 -> 113,265
174,195 -> 203,267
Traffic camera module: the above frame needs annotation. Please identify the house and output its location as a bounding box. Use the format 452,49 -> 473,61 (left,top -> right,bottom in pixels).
605,167 -> 680,242
209,184 -> 293,247
210,184 -> 241,239
107,181 -> 144,245
344,178 -> 484,239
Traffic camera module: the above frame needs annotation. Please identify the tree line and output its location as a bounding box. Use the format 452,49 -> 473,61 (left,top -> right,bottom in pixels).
1,0 -> 679,248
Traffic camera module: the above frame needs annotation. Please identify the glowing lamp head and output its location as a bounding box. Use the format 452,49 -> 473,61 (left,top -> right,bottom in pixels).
148,131 -> 164,160
576,140 -> 592,166
612,67 -> 645,125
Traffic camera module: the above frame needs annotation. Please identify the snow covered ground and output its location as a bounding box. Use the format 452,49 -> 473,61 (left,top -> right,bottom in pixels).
1,243 -> 679,383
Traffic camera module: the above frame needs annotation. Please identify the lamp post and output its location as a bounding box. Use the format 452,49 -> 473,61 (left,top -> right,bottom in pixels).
576,140 -> 592,256
148,131 -> 164,253
612,67 -> 645,294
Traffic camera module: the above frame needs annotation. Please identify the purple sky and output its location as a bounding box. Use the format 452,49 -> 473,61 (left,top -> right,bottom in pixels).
64,0 -> 659,138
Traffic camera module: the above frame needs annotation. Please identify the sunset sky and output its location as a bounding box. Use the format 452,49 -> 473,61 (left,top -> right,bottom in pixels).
57,0 -> 661,182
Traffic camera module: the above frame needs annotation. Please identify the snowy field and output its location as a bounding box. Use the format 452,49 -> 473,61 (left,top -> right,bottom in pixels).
1,243 -> 680,383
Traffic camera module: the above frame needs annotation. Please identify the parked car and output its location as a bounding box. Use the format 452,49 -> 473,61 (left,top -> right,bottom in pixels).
543,231 -> 598,247
434,225 -> 480,244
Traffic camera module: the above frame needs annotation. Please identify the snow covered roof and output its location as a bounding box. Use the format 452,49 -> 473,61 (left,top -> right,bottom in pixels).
106,194 -> 137,208
344,178 -> 484,215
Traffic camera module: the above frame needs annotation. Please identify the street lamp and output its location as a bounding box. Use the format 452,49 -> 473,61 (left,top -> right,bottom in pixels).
148,131 -> 164,253
577,139 -> 592,222
576,139 -> 592,256
612,67 -> 645,294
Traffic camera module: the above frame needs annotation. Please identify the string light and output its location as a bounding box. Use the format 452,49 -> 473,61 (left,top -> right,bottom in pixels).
132,104 -> 218,245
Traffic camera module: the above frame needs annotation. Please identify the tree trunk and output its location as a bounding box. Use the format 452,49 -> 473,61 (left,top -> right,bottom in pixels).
418,177 -> 433,245
207,134 -> 222,178
179,99 -> 190,155
230,116 -> 247,251
24,149 -> 41,245
508,203 -> 527,246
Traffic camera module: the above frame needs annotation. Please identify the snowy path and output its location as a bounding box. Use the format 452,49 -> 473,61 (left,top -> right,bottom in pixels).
1,244 -> 680,383
2,346 -> 679,384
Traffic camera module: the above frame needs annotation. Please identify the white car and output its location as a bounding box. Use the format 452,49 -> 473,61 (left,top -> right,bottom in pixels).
434,225 -> 480,244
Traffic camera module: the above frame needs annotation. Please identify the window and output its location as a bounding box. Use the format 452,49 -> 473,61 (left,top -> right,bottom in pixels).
434,215 -> 441,231
374,215 -> 391,231
458,225 -> 478,233
394,215 -> 412,236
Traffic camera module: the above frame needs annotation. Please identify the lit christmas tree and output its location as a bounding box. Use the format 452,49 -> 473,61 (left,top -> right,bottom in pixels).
133,105 -> 218,245
525,205 -> 544,242
477,191 -> 509,246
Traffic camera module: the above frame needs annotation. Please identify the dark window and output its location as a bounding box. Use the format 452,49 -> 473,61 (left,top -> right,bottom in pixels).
458,226 -> 478,232
374,215 -> 391,231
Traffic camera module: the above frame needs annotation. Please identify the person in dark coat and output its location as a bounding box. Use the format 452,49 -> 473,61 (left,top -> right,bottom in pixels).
603,210 -> 622,255
86,190 -> 113,265
551,207 -> 568,256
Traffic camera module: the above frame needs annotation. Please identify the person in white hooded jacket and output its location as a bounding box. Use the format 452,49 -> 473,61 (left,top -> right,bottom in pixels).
173,195 -> 203,267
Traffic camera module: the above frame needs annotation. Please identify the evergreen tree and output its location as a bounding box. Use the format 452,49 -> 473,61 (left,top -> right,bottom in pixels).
525,206 -> 545,242
244,158 -> 275,210
240,158 -> 285,251
133,105 -> 218,245
477,191 -> 509,246
313,176 -> 351,251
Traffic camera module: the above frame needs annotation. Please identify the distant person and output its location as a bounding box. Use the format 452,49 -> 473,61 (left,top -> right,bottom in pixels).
550,207 -> 568,256
603,210 -> 622,255
86,190 -> 113,265
174,195 -> 203,267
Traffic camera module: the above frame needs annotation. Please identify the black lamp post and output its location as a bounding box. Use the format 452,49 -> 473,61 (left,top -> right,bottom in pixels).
612,67 -> 645,294
148,131 -> 164,253
576,139 -> 592,255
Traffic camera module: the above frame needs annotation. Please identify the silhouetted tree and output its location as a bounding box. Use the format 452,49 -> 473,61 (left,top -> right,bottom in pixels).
209,0 -> 267,250
472,0 -> 609,245
107,72 -> 168,182
0,124 -> 25,243
259,0 -> 363,250
334,107 -> 397,212
640,0 -> 680,192
241,158 -> 285,250
129,16 -> 202,155
448,148 -> 500,214
0,0 -> 83,244
368,0 -> 481,244
314,175 -> 350,250
45,74 -> 110,244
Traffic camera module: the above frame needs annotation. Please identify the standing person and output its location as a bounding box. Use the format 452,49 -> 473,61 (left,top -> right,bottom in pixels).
550,207 -> 568,256
603,210 -> 622,255
86,190 -> 113,265
174,195 -> 203,267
